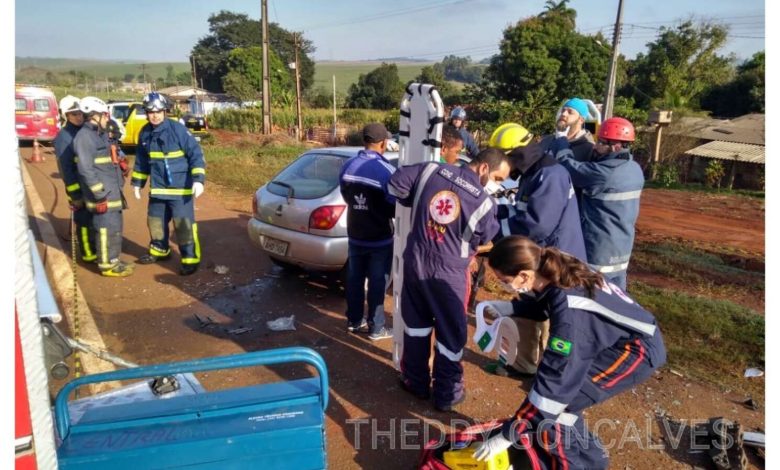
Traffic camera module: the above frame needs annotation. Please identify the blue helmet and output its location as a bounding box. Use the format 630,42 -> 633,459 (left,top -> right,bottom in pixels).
143,92 -> 169,112
450,106 -> 467,120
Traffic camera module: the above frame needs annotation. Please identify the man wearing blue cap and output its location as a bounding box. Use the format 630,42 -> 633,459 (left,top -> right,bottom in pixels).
542,97 -> 596,163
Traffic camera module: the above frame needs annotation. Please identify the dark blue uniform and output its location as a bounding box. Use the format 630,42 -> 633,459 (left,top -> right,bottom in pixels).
497,155 -> 587,261
501,281 -> 666,469
54,122 -> 96,263
389,162 -> 499,408
339,150 -> 396,334
554,138 -> 644,290
457,127 -> 480,160
132,119 -> 206,269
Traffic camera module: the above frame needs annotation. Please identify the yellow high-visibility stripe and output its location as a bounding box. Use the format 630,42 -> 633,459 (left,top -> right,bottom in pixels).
80,227 -> 95,259
150,150 -> 185,159
66,182 -> 81,193
150,246 -> 171,257
132,171 -> 149,180
150,188 -> 193,196
99,228 -> 108,267
181,223 -> 201,264
191,168 -> 205,175
89,182 -> 104,192
85,200 -> 123,209
93,156 -> 112,164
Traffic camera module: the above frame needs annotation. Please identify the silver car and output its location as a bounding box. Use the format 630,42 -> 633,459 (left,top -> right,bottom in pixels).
248,147 -> 399,273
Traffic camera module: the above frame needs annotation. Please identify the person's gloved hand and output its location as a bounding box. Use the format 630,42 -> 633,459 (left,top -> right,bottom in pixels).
94,199 -> 108,214
192,182 -> 204,198
133,186 -> 141,200
482,300 -> 515,318
555,126 -> 570,139
473,433 -> 513,462
118,159 -> 130,177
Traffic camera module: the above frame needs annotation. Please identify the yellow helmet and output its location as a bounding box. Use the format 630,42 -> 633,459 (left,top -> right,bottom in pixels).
489,123 -> 532,151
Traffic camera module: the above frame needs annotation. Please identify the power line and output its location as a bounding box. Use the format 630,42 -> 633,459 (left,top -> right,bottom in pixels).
300,0 -> 464,31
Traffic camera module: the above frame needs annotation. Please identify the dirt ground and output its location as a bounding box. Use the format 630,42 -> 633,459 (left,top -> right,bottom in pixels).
23,142 -> 765,469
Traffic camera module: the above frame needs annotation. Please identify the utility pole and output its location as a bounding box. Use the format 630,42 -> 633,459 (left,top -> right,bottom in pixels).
261,0 -> 272,134
293,33 -> 303,141
332,75 -> 337,144
191,55 -> 202,114
602,0 -> 625,120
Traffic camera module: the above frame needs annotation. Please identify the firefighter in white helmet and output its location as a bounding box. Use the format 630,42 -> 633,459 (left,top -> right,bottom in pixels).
73,96 -> 134,277
53,95 -> 97,263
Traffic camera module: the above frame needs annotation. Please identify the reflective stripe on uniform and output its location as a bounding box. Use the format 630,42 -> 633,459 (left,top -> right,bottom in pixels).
132,171 -> 149,180
405,326 -> 433,337
149,246 -> 171,257
590,190 -> 642,201
85,200 -> 123,210
589,261 -> 629,273
93,156 -> 112,164
66,182 -> 81,193
89,182 -> 104,192
556,412 -> 578,426
460,197 -> 494,258
567,295 -> 657,337
150,188 -> 193,196
80,227 -> 95,260
410,163 -> 439,223
99,227 -> 108,267
529,389 -> 567,415
182,223 -> 201,265
150,150 -> 185,159
435,341 -> 463,362
191,167 -> 205,176
515,201 -> 528,211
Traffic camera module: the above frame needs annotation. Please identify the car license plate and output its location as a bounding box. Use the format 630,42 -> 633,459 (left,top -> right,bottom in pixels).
263,237 -> 288,256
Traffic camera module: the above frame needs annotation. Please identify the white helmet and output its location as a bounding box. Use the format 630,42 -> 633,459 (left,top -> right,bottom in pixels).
59,95 -> 81,116
79,96 -> 108,115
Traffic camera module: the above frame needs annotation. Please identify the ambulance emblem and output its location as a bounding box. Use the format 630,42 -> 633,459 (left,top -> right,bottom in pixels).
429,190 -> 460,224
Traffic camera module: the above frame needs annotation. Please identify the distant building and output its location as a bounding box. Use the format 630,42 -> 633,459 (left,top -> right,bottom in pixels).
676,114 -> 765,189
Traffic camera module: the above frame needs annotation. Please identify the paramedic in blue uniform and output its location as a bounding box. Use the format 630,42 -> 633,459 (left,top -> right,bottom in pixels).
389,148 -> 510,411
473,235 -> 666,469
132,92 -> 206,276
339,123 -> 396,341
73,96 -> 133,277
551,117 -> 643,290
54,95 -> 96,264
448,106 -> 480,160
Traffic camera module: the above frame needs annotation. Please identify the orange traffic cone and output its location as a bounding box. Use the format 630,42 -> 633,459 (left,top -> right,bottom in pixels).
30,139 -> 45,163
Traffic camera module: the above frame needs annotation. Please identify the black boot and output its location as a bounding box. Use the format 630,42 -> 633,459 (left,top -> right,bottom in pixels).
180,264 -> 199,276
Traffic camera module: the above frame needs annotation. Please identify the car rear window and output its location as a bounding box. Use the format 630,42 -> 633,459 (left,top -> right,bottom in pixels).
34,99 -> 51,112
267,153 -> 347,200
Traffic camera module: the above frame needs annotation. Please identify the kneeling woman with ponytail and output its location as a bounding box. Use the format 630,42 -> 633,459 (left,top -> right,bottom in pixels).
474,235 -> 666,469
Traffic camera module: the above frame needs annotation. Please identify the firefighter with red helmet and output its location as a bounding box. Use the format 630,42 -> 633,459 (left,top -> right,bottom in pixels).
550,117 -> 643,290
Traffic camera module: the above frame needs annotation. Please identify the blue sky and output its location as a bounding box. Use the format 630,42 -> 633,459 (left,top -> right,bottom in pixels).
15,0 -> 765,64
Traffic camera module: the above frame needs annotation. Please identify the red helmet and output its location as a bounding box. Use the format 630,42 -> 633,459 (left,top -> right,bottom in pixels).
598,117 -> 635,142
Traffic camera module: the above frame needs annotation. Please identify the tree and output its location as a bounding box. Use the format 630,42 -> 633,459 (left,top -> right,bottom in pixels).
414,65 -> 453,98
190,10 -> 315,93
480,2 -> 610,116
123,73 -> 135,83
622,21 -> 733,110
222,46 -> 293,104
346,63 -> 404,110
700,51 -> 764,117
176,71 -> 193,87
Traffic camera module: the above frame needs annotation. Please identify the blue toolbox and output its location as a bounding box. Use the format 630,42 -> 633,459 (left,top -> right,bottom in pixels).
55,347 -> 329,469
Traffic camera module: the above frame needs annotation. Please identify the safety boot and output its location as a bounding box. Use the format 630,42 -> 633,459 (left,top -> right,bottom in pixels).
137,253 -> 169,264
101,261 -> 134,277
179,264 -> 199,276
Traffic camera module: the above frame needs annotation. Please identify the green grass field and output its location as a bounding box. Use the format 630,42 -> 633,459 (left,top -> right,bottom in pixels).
16,57 -> 190,81
311,61 -> 434,95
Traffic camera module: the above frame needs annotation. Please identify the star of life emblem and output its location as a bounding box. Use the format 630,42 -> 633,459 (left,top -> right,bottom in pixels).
428,190 -> 460,224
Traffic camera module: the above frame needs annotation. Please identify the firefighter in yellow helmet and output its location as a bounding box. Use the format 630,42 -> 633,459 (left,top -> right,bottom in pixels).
485,122 -> 586,379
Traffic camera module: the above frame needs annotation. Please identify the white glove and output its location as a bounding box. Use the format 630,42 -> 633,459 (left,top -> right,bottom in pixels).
483,300 -> 515,318
192,182 -> 204,198
473,433 -> 513,462
133,186 -> 141,200
555,126 -> 570,139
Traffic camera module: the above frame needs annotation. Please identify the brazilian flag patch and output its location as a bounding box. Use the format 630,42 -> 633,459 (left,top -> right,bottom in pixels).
549,336 -> 572,356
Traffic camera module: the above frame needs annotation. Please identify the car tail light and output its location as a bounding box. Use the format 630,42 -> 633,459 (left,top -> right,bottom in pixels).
309,205 -> 345,230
